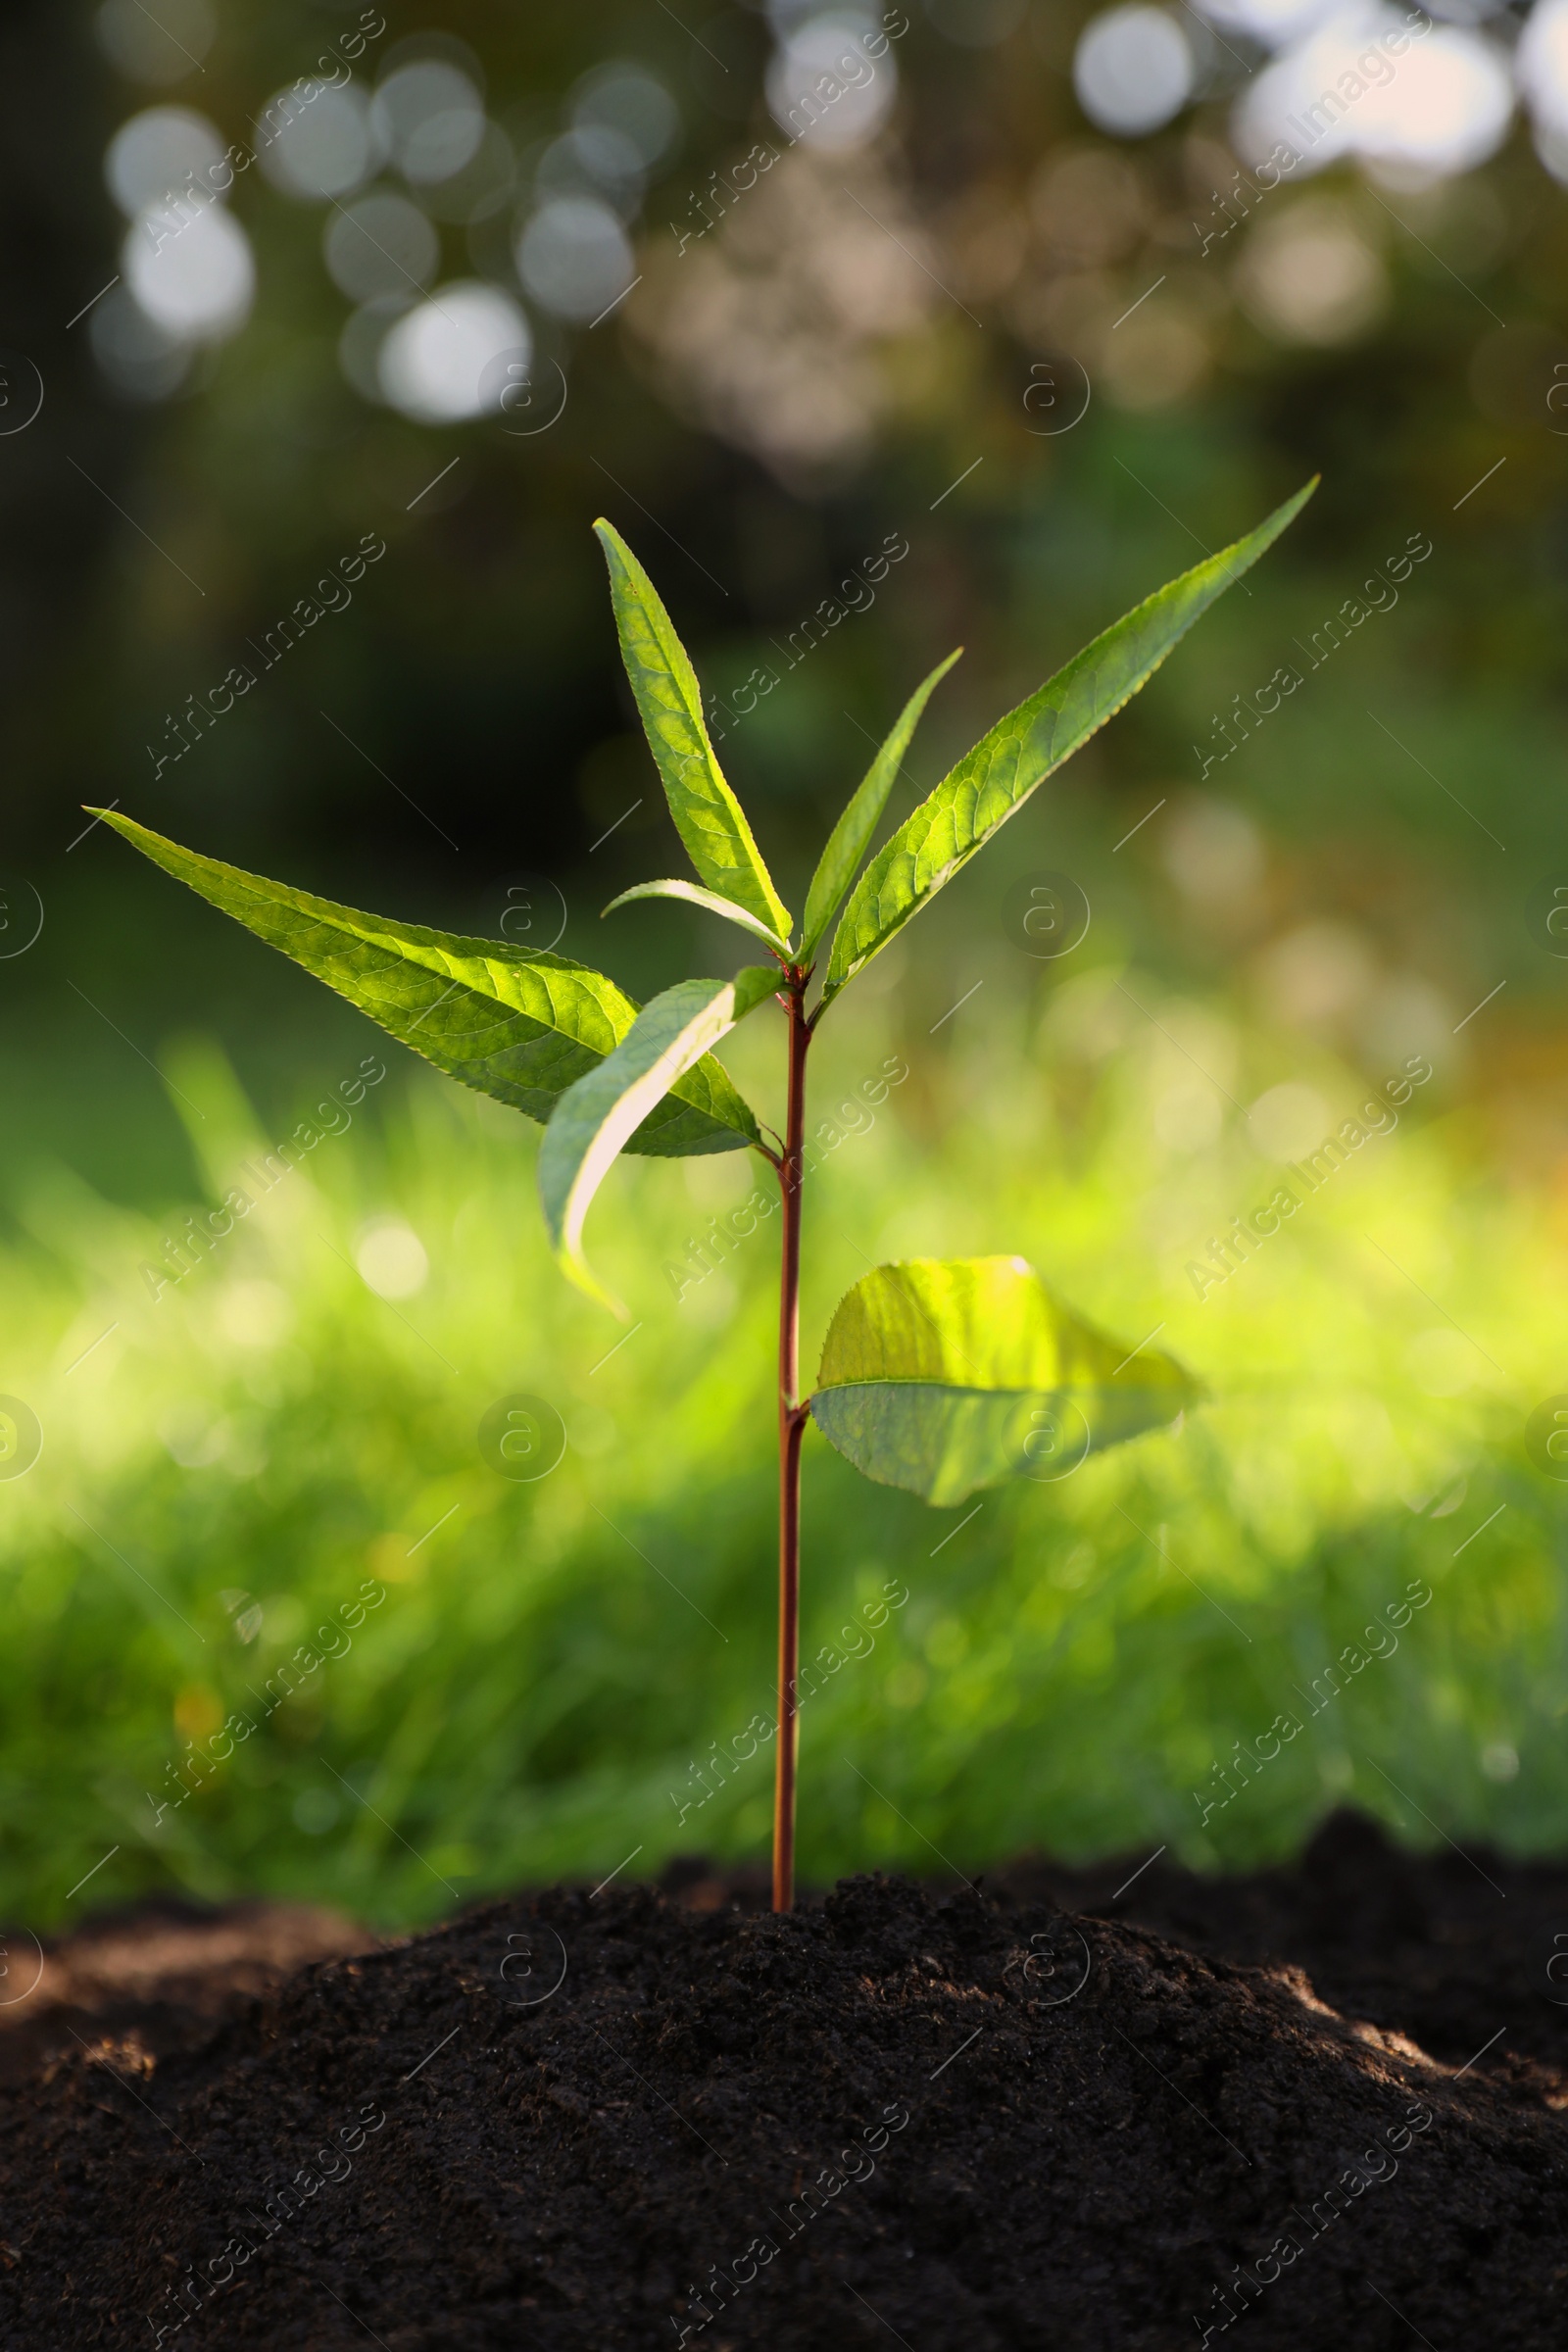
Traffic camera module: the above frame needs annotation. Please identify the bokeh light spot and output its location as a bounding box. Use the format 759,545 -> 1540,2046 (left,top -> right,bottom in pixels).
1074,7 -> 1194,135
515,197 -> 635,322
355,1220 -> 430,1299
571,60 -> 681,167
377,281 -> 531,421
256,82 -> 381,201
765,17 -> 901,150
106,106 -> 224,218
324,193 -> 440,304
123,200 -> 255,340
373,63 -> 485,186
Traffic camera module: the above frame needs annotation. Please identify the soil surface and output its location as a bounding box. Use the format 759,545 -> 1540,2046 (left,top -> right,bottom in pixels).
3,1812 -> 1565,2349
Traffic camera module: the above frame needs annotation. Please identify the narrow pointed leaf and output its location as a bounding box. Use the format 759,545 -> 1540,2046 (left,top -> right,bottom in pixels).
603,877 -> 789,956
96,809 -> 760,1156
800,648 -> 961,959
820,480 -> 1316,1004
809,1256 -> 1198,1506
539,972 -> 774,1316
593,519 -> 793,944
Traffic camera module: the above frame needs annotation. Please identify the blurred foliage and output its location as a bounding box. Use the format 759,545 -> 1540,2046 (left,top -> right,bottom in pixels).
3,929 -> 1567,1929
8,0 -> 1568,921
5,0 -> 1568,1921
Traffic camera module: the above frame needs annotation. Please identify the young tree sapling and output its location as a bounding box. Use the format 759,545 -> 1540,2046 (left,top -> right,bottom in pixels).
95,476 -> 1314,1909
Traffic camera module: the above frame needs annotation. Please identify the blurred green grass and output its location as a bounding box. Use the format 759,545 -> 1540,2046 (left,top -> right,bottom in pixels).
2,930 -> 1566,1932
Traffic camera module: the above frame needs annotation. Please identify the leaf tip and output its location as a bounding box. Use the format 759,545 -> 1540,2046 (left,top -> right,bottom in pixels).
563,1250 -> 630,1322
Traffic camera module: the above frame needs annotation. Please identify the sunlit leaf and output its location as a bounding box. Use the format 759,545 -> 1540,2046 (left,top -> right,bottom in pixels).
819,480 -> 1316,1005
96,810 -> 760,1156
603,877 -> 789,956
539,970 -> 777,1316
809,1255 -> 1198,1506
799,648 -> 961,961
594,519 -> 793,946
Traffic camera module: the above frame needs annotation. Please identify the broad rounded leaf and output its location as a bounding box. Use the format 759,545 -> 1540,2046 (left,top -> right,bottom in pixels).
819,481 -> 1316,1005
594,520 -> 793,946
96,809 -> 760,1157
809,1256 -> 1197,1506
539,971 -> 775,1316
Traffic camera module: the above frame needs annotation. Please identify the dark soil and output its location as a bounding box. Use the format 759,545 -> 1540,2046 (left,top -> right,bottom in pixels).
0,1897 -> 372,2090
3,1812 -> 1566,2350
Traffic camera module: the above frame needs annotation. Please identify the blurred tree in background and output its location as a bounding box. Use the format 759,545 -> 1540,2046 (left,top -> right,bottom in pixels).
10,0 -> 1566,912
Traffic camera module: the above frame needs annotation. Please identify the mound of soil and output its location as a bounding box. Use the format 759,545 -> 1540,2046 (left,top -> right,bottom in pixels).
4,1815 -> 1566,2349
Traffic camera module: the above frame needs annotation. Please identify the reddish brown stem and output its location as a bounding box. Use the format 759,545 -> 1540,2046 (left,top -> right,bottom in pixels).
772,978 -> 810,1912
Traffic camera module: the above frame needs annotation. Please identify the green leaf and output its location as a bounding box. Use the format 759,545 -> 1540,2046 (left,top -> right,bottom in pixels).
603,877 -> 789,957
95,809 -> 760,1158
809,1255 -> 1198,1506
539,972 -> 775,1316
593,519 -> 793,946
800,648 -> 961,961
819,480 -> 1316,1005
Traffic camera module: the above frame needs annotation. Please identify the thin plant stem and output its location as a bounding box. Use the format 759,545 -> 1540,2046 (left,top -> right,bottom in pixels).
772,975 -> 810,1911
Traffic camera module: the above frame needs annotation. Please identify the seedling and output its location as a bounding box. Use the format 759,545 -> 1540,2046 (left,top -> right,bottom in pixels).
96,479 -> 1312,1909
